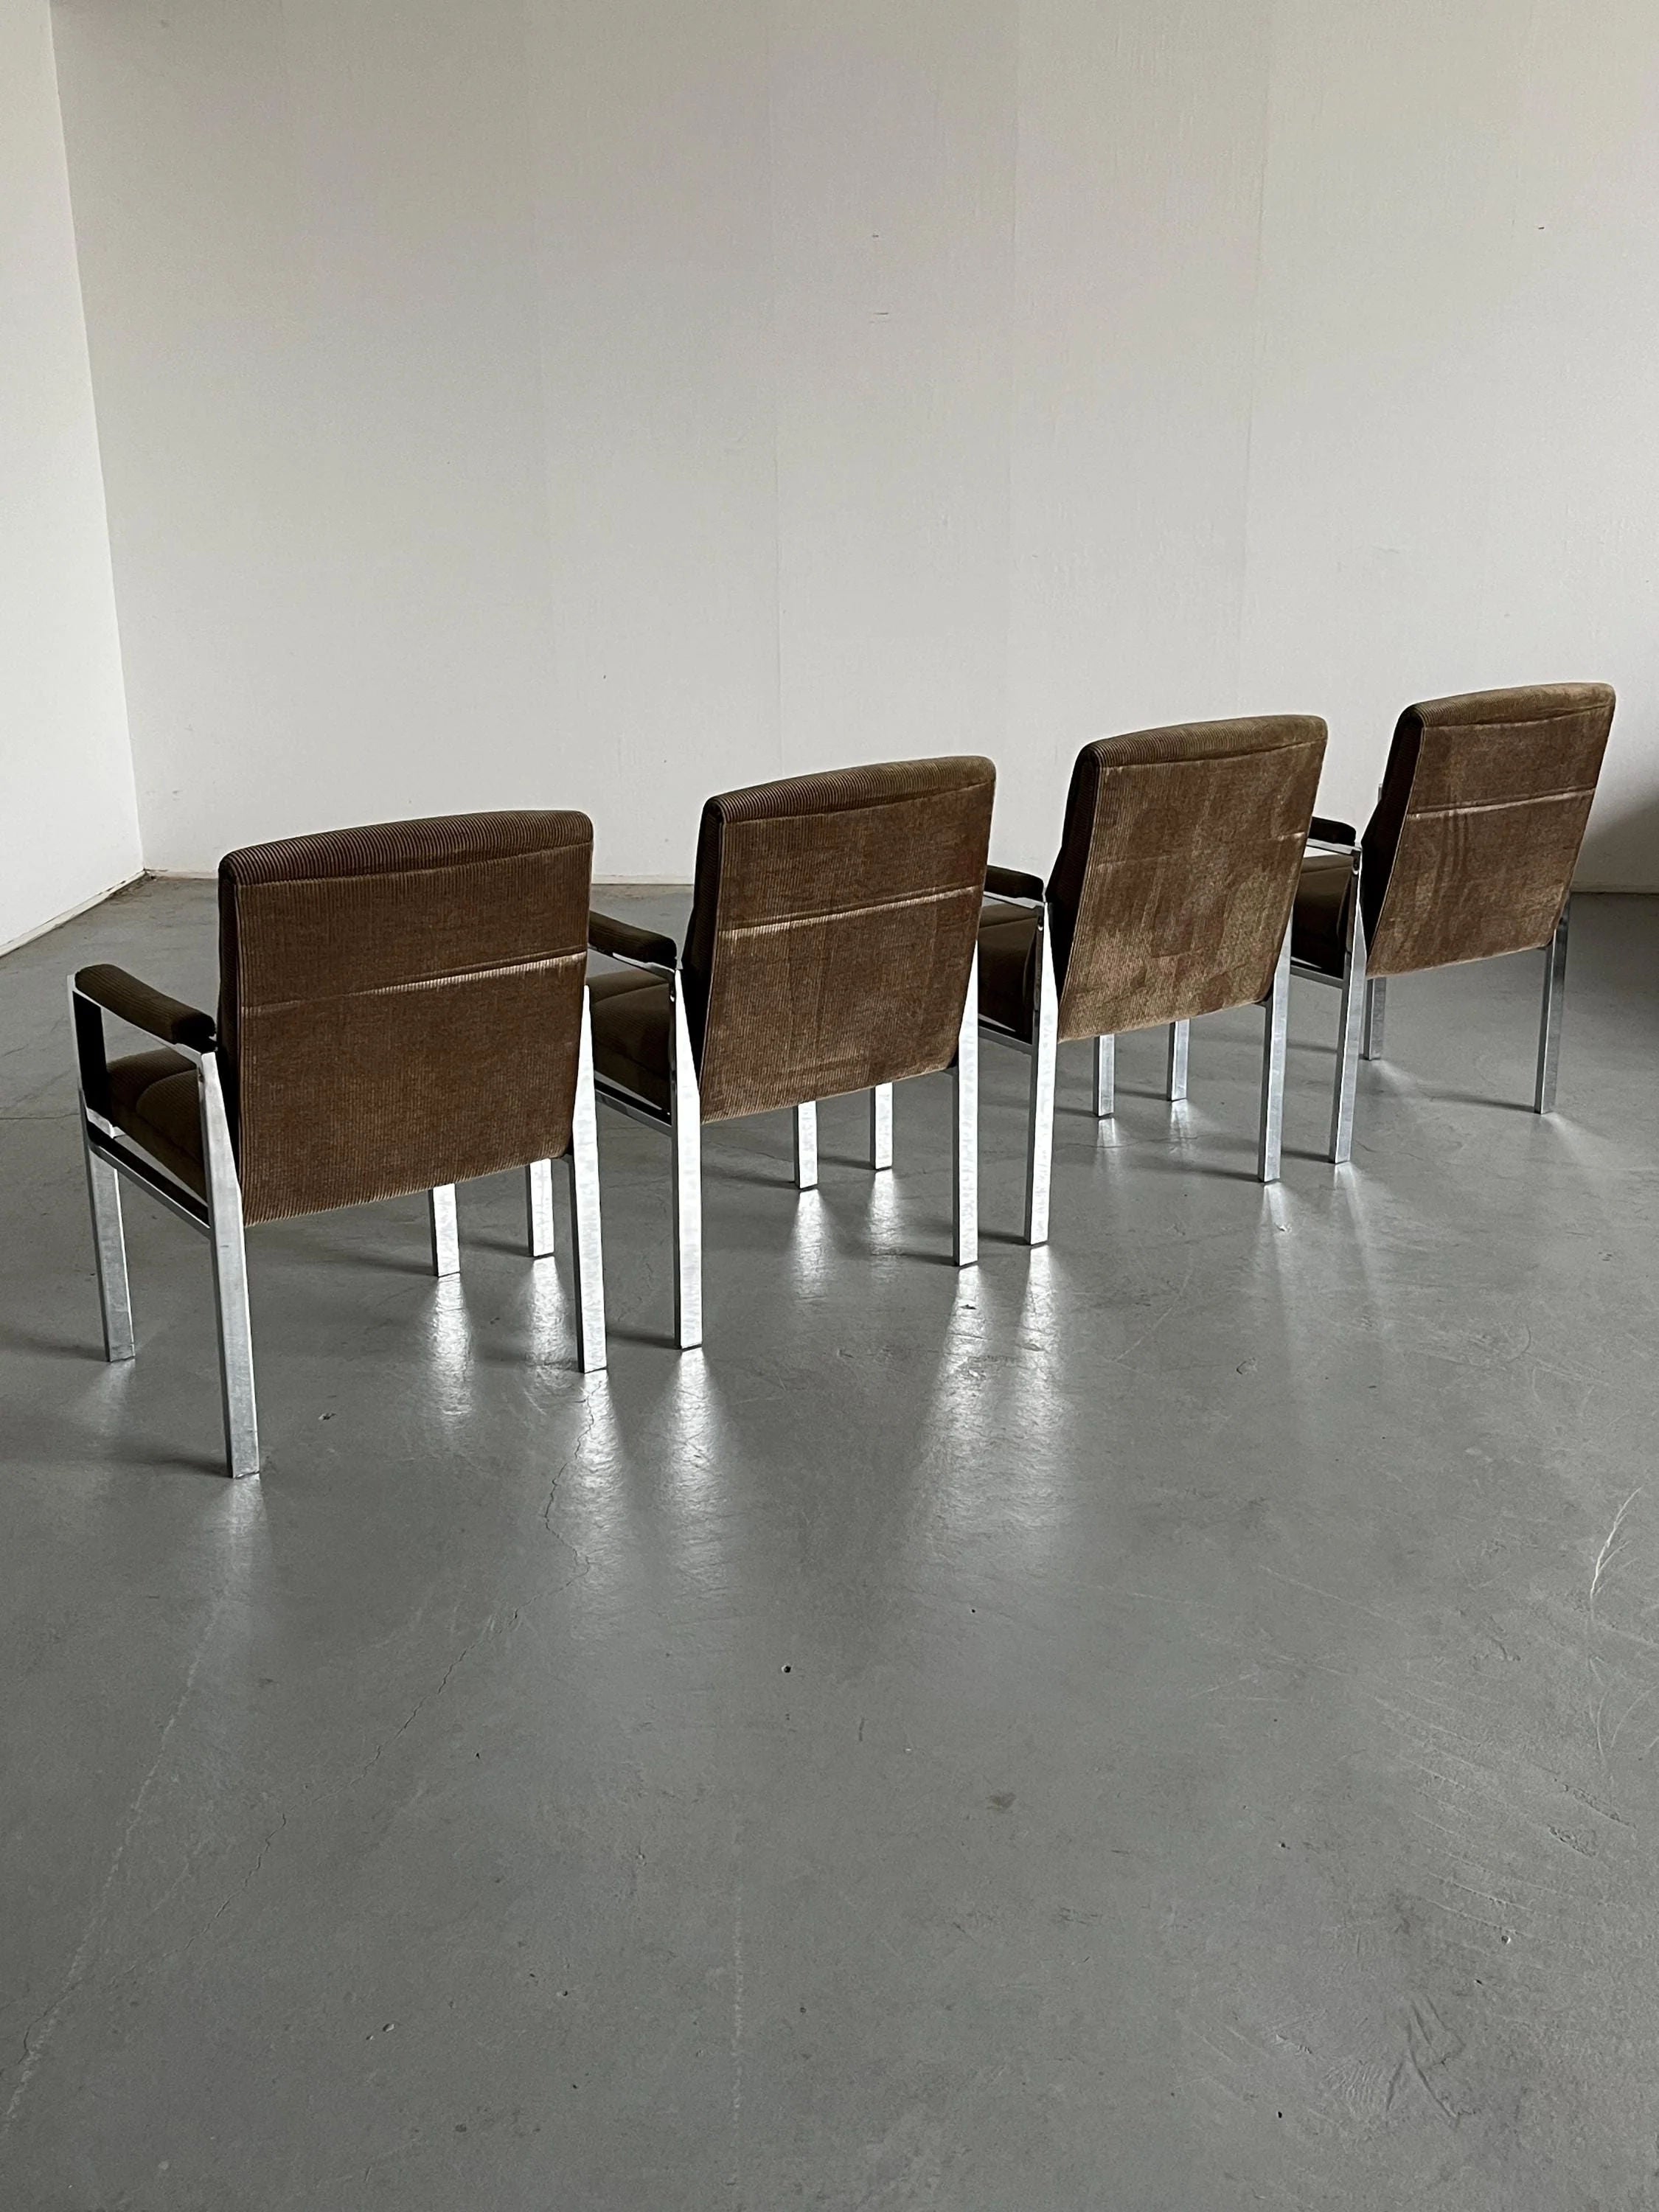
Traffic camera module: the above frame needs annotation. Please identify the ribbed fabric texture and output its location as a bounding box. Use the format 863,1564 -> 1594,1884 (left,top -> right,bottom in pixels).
218,811 -> 593,1223
679,758 -> 996,1122
1360,686 -> 1615,978
989,717 -> 1329,1044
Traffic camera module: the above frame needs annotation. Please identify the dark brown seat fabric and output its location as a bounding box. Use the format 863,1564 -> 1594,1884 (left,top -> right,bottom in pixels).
101,813 -> 594,1224
978,900 -> 1043,1038
1293,851 -> 1352,978
587,968 -> 672,1114
590,758 -> 996,1123
1292,685 -> 1615,978
104,1047 -> 205,1197
980,717 -> 1328,1044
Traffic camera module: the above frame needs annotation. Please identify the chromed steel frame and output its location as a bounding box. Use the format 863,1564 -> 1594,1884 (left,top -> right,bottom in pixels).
592,948 -> 979,1349
868,1082 -> 893,1171
1256,927 -> 1293,1183
69,981 -> 608,1475
1292,835 -> 1572,1160
70,979 -> 260,1478
1534,901 -> 1571,1114
979,894 -> 1295,1240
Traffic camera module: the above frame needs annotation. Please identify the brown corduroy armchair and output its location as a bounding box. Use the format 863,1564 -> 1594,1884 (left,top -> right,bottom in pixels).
1293,684 -> 1615,1161
977,716 -> 1329,1240
587,758 -> 996,1349
70,812 -> 605,1477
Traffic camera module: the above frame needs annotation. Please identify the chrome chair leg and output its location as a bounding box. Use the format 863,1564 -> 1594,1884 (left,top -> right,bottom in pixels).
70,981 -> 136,1363
669,972 -> 703,1349
1329,869 -> 1368,1165
1535,900 -> 1570,1114
199,1053 -> 259,1478
869,1083 -> 893,1170
80,1117 -> 135,1362
1092,1035 -> 1115,1120
1362,977 -> 1387,1061
952,950 -> 978,1267
526,1159 -> 557,1258
1166,1020 -> 1189,1102
793,1102 -> 818,1189
1257,927 -> 1291,1184
1023,910 -> 1057,1245
428,1184 -> 460,1276
566,991 -> 608,1370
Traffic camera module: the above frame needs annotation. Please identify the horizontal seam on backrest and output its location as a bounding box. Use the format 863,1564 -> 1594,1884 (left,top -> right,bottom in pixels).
240,950 -> 582,1016
1405,788 -> 1596,821
1088,826 -> 1309,867
714,884 -> 976,942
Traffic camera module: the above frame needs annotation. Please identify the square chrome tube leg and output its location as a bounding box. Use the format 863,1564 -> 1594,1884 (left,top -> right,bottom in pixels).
1535,900 -> 1570,1115
1092,1035 -> 1115,1120
525,1158 -> 557,1259
1023,909 -> 1058,1245
793,1102 -> 818,1190
80,1119 -> 135,1362
952,951 -> 979,1267
566,992 -> 608,1370
428,1184 -> 460,1277
1362,978 -> 1387,1062
1256,928 -> 1292,1184
1329,855 -> 1368,1166
868,1083 -> 893,1171
669,973 -> 703,1349
1166,1020 -> 1189,1103
198,1053 -> 260,1478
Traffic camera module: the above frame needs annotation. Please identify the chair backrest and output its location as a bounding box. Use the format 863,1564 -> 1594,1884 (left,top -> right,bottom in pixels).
1361,684 -> 1615,977
682,758 -> 996,1123
1047,716 -> 1327,1042
218,812 -> 592,1223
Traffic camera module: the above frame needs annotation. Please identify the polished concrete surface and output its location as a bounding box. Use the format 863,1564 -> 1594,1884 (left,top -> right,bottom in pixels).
4,878 -> 1658,2210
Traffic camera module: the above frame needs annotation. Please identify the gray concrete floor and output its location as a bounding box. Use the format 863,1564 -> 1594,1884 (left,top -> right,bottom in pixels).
3,878 -> 1658,2210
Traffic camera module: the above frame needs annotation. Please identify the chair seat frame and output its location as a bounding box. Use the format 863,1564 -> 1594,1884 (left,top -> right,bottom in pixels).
977,877 -> 1293,1244
591,939 -> 979,1351
71,979 -> 607,1478
1293,830 -> 1571,1164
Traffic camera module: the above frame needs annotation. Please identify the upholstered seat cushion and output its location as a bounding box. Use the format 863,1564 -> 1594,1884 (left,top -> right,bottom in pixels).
104,1048 -> 206,1197
588,965 -> 673,1114
1291,852 -> 1353,978
977,900 -> 1038,1042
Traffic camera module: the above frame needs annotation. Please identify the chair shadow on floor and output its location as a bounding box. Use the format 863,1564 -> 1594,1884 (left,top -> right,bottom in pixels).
12,1385 -> 231,1480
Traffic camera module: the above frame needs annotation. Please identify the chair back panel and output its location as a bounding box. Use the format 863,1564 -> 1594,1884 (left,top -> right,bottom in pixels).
1363,685 -> 1614,977
684,759 -> 996,1122
219,813 -> 591,1223
1050,717 -> 1327,1042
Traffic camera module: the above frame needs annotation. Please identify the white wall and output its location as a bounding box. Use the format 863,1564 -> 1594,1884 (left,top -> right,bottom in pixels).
0,0 -> 137,950
49,0 -> 1659,885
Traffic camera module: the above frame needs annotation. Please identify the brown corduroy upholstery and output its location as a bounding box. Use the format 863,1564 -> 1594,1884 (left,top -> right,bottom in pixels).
978,717 -> 1328,1044
1292,685 -> 1615,979
100,813 -> 594,1225
591,759 -> 996,1124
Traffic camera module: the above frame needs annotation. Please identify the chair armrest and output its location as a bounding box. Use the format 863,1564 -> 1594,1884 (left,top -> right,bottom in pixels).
984,865 -> 1046,903
1307,816 -> 1358,849
588,911 -> 679,972
74,964 -> 217,1051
